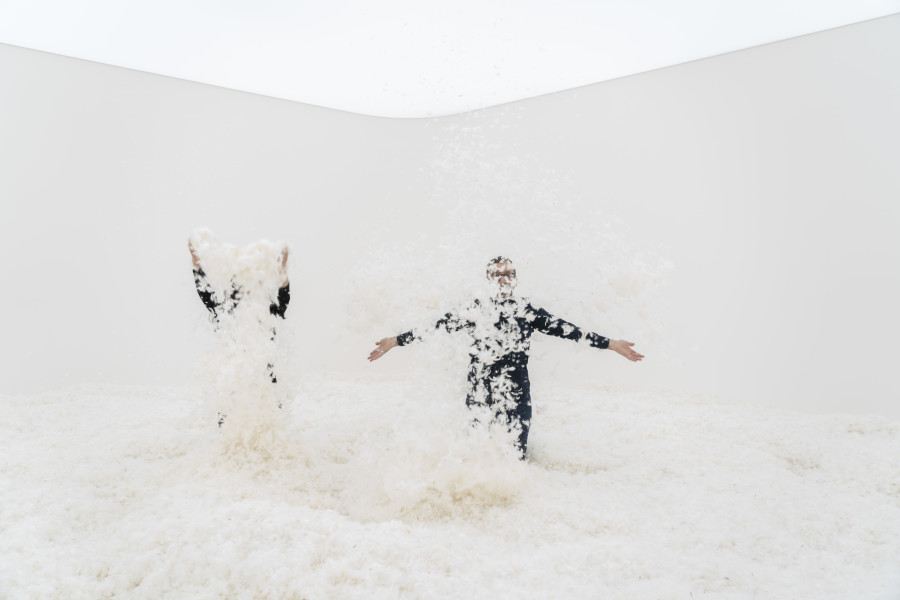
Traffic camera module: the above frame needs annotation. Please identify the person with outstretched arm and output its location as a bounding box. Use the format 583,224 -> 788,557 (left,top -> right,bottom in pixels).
368,256 -> 643,458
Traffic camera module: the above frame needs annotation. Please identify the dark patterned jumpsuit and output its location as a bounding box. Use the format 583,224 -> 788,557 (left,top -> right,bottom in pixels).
397,296 -> 609,456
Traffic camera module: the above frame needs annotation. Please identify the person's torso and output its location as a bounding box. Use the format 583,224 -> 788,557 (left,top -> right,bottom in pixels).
459,297 -> 535,366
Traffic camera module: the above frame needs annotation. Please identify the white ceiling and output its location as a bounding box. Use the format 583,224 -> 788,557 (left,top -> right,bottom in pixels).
0,0 -> 897,117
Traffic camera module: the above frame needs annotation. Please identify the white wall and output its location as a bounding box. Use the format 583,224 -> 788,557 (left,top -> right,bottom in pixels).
1,15 -> 898,417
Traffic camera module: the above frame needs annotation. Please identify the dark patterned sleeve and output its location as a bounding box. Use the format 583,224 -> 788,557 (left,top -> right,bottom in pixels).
396,310 -> 467,346
193,268 -> 220,319
527,304 -> 610,349
269,284 -> 290,319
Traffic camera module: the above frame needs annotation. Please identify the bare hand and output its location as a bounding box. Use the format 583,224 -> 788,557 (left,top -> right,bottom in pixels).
188,240 -> 201,270
280,247 -> 290,286
368,337 -> 398,362
609,339 -> 644,362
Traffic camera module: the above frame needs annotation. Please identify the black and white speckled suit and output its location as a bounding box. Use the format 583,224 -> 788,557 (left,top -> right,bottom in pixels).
192,268 -> 290,389
397,296 -> 610,456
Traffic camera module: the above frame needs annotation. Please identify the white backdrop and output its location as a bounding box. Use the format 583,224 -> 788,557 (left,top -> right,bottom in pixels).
1,14 -> 898,417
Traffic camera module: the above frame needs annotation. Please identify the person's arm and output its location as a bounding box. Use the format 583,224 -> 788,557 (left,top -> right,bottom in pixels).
193,269 -> 221,317
269,248 -> 291,319
279,247 -> 290,287
267,247 -> 291,318
189,240 -> 202,270
189,240 -> 220,318
269,284 -> 290,318
368,309 -> 467,362
528,304 -> 644,362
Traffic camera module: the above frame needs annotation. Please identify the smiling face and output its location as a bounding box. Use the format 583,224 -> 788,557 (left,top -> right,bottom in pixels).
486,258 -> 517,297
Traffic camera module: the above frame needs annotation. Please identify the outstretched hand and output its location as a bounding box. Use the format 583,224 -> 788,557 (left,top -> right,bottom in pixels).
368,337 -> 398,362
609,339 -> 644,362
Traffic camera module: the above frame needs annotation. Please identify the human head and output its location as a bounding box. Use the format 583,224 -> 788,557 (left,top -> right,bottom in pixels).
486,256 -> 517,297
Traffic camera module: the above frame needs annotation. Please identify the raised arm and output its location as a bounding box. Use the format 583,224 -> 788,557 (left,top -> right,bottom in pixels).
188,240 -> 202,270
280,247 -> 290,287
269,284 -> 290,318
269,247 -> 291,318
189,239 -> 220,318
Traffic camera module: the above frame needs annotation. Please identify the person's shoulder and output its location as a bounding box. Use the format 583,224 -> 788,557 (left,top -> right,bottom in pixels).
456,297 -> 488,321
516,298 -> 548,319
515,296 -> 537,310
